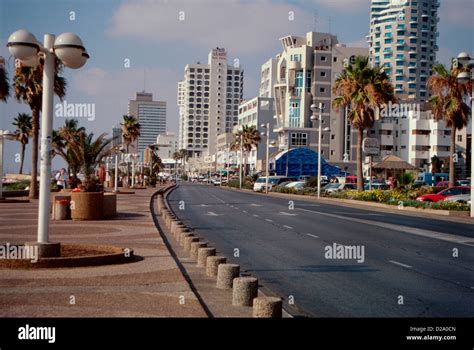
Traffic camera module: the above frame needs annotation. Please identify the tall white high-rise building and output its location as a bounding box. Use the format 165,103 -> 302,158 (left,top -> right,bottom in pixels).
128,91 -> 167,155
368,0 -> 440,102
177,48 -> 244,158
259,58 -> 278,98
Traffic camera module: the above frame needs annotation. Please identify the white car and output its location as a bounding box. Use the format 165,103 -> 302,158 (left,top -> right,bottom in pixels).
285,181 -> 307,190
443,194 -> 471,205
253,176 -> 293,192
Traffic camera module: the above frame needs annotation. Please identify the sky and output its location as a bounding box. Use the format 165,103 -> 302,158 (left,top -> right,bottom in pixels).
0,0 -> 473,173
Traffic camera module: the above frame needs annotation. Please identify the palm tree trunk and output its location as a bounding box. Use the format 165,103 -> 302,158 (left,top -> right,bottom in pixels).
29,108 -> 39,199
357,127 -> 364,191
19,143 -> 25,174
449,125 -> 456,187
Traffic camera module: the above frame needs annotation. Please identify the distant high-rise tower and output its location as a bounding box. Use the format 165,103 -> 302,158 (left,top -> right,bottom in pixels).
177,48 -> 244,158
128,92 -> 166,155
368,0 -> 440,102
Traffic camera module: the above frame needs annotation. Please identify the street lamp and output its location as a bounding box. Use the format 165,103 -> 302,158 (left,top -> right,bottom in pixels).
456,52 -> 474,217
7,29 -> 89,253
311,103 -> 330,199
260,123 -> 276,194
0,130 -> 16,200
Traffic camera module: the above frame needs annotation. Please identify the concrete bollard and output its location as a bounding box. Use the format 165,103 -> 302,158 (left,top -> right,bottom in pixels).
170,220 -> 181,233
206,256 -> 226,277
179,232 -> 194,246
190,242 -> 207,261
216,264 -> 240,289
156,196 -> 163,215
232,277 -> 258,307
252,297 -> 282,318
184,237 -> 200,252
197,247 -> 216,267
173,223 -> 186,234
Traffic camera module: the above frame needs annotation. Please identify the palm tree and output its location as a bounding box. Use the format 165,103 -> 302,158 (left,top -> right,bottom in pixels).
0,56 -> 10,102
178,148 -> 187,175
12,113 -> 32,174
231,125 -> 261,176
52,119 -> 85,176
13,58 -> 67,198
120,115 -> 141,153
61,130 -> 113,192
148,145 -> 163,175
333,56 -> 395,191
428,63 -> 472,187
172,151 -> 181,179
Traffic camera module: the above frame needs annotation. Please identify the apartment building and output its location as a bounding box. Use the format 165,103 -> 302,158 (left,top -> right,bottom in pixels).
177,48 -> 244,158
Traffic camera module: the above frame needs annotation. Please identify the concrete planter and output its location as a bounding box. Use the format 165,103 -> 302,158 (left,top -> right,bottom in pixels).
71,192 -> 104,220
103,193 -> 117,218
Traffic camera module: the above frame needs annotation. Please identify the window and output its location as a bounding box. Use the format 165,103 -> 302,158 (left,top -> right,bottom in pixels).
289,100 -> 300,128
458,135 -> 463,142
321,56 -> 327,62
295,70 -> 303,96
290,132 -> 307,146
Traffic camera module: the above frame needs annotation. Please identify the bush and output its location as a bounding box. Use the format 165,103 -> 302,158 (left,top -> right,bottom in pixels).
306,176 -> 319,188
4,181 -> 30,190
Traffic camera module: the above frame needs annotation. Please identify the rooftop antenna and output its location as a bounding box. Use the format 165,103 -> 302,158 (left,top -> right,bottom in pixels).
313,10 -> 318,32
328,16 -> 332,34
143,67 -> 146,93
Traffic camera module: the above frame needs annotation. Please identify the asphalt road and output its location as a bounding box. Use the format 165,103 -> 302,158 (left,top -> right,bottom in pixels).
168,183 -> 474,317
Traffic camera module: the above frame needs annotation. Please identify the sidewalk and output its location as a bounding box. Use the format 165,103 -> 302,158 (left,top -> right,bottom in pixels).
0,188 -> 207,317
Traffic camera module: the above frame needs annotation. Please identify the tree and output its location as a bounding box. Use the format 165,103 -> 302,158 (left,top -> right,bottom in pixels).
428,63 -> 472,187
61,130 -> 113,192
52,119 -> 85,176
0,57 -> 10,102
13,58 -> 67,198
231,125 -> 261,176
172,151 -> 181,179
333,56 -> 395,191
178,148 -> 188,175
12,113 -> 32,174
430,155 -> 443,173
120,115 -> 140,153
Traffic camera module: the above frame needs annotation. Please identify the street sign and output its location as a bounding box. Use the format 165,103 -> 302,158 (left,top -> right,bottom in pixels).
362,138 -> 380,155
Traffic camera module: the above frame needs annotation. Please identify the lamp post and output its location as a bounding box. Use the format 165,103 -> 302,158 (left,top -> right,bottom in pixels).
456,52 -> 474,217
239,133 -> 243,190
260,123 -> 276,194
7,30 -> 89,253
0,130 -> 15,200
311,103 -> 323,198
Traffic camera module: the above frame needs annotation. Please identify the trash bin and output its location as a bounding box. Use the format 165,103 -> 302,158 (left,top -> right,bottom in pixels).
54,199 -> 71,220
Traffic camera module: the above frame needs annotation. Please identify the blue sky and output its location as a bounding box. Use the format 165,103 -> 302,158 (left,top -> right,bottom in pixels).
0,0 -> 473,173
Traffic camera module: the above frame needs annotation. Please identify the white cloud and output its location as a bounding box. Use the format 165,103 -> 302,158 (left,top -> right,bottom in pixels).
72,66 -> 181,132
106,0 -> 313,55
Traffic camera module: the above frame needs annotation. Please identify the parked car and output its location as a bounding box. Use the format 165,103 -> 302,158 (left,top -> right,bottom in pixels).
253,176 -> 296,192
364,183 -> 389,190
416,186 -> 471,202
443,194 -> 471,205
285,181 -> 307,190
457,179 -> 470,186
323,183 -> 356,194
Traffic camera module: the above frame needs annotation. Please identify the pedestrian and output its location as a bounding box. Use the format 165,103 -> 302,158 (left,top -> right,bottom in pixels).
55,168 -> 68,190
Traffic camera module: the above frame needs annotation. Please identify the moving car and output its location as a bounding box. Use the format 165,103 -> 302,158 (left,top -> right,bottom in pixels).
416,186 -> 471,203
253,176 -> 295,192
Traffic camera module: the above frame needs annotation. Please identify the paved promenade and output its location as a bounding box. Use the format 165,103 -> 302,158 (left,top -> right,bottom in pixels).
0,188 -> 206,317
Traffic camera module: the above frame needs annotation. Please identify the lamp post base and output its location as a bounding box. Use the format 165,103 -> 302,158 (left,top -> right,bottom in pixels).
25,242 -> 61,258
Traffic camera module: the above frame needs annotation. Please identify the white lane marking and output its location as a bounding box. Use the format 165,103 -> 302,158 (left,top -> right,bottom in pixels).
296,207 -> 474,247
199,204 -> 210,207
306,233 -> 319,239
250,203 -> 262,207
206,211 -> 223,216
243,210 -> 248,214
388,260 -> 413,269
265,219 -> 273,223
279,212 -> 298,216
253,214 -> 259,217
283,225 -> 293,230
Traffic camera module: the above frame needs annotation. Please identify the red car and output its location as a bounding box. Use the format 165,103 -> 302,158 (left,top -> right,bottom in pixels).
416,186 -> 471,203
